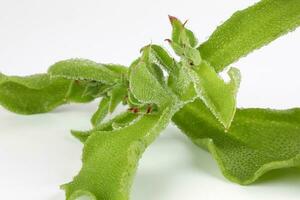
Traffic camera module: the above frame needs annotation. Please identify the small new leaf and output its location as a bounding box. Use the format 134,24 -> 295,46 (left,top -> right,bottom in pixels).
129,60 -> 171,107
169,15 -> 198,47
148,44 -> 175,72
108,84 -> 128,113
91,96 -> 110,127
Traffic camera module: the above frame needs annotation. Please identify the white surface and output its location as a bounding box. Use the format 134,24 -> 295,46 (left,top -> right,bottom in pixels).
0,0 -> 300,199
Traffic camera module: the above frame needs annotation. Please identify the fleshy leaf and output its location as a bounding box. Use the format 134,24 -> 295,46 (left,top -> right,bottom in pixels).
0,74 -> 95,114
90,84 -> 127,127
173,99 -> 300,184
105,64 -> 128,76
147,45 -> 175,72
129,60 -> 172,106
168,16 -> 201,67
108,84 -> 127,113
188,61 -> 240,129
73,111 -> 139,143
199,0 -> 300,72
127,91 -> 142,107
91,96 -> 110,127
167,64 -> 197,102
140,45 -> 166,86
168,17 -> 240,129
169,16 -> 198,48
63,105 -> 178,200
48,59 -> 122,84
168,17 -> 241,129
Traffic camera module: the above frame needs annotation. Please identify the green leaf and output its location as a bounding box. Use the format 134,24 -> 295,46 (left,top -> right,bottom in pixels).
63,105 -> 178,200
199,0 -> 300,72
73,111 -> 139,143
184,46 -> 202,66
90,84 -> 127,127
167,64 -> 197,102
168,16 -> 200,67
148,45 -> 175,72
140,45 -> 166,85
48,59 -> 122,84
91,96 -> 110,127
167,16 -> 240,129
169,16 -> 198,47
0,74 -> 95,114
188,61 -> 240,129
0,73 -> 51,89
129,60 -> 172,106
105,64 -> 128,76
173,99 -> 300,185
81,81 -> 104,98
127,91 -> 142,107
108,84 -> 127,113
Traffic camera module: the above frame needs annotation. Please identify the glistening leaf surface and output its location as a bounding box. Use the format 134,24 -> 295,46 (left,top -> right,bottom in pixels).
0,74 -> 94,114
63,105 -> 178,200
129,61 -> 171,106
91,96 -> 110,127
173,100 -> 300,184
149,45 -> 175,72
48,59 -> 122,84
73,111 -> 139,143
108,84 -> 128,113
90,84 -> 127,128
188,62 -> 240,129
199,0 -> 300,72
167,16 -> 240,129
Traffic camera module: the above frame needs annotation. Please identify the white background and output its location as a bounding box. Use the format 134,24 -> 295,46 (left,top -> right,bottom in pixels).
0,0 -> 300,199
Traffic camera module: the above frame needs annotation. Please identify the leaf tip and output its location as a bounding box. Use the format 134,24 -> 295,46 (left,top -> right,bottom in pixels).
140,44 -> 152,53
182,19 -> 188,27
164,38 -> 172,44
168,15 -> 177,23
168,15 -> 178,24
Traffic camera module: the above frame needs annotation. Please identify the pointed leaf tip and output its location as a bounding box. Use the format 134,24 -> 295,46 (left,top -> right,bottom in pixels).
140,44 -> 152,53
168,15 -> 180,24
164,39 -> 172,43
183,19 -> 188,27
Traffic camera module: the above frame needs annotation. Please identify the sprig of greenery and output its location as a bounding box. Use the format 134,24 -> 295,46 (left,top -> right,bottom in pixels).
199,0 -> 300,72
0,73 -> 96,114
0,0 -> 299,199
173,99 -> 300,184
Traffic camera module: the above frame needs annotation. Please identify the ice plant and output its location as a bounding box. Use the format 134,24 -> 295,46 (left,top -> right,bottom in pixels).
0,0 -> 300,199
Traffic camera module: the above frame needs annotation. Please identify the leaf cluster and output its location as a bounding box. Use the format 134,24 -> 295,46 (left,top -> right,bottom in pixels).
0,0 -> 300,199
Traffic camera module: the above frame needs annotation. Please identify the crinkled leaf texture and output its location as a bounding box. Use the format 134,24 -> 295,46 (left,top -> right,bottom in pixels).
147,45 -> 175,72
170,0 -> 300,184
48,59 -> 125,85
199,0 -> 300,72
73,112 -> 139,143
63,104 -> 179,200
188,61 -> 240,129
167,16 -> 240,129
91,96 -> 110,127
65,52 -> 182,199
0,60 -> 128,115
173,100 -> 300,185
129,60 -> 172,107
0,73 -> 94,114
